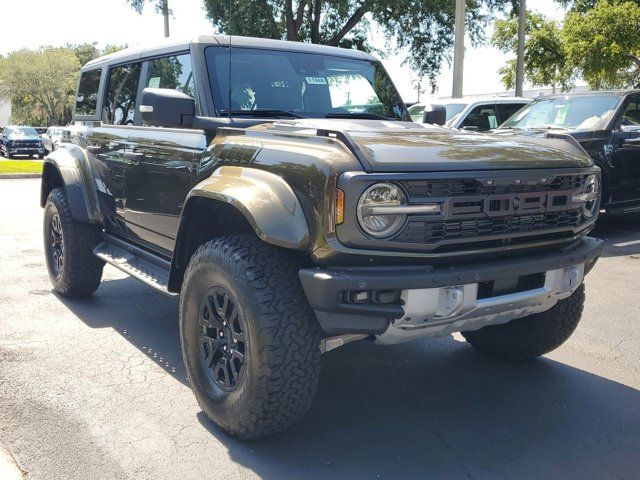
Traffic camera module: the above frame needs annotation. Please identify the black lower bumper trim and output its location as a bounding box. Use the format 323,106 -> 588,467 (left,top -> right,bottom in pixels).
299,237 -> 603,335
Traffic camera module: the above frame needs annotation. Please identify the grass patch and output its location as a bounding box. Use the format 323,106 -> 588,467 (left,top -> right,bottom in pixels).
0,160 -> 43,175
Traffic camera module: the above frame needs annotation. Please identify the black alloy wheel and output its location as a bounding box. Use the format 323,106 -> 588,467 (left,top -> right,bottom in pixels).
198,288 -> 247,391
49,212 -> 64,278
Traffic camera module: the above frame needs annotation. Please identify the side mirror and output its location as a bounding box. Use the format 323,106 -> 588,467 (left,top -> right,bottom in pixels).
422,104 -> 447,126
139,88 -> 196,128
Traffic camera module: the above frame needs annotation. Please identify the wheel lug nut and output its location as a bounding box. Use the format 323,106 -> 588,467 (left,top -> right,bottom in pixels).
219,331 -> 224,338
223,346 -> 227,351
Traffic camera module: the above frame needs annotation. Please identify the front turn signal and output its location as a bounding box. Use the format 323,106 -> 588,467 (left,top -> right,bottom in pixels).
336,188 -> 344,225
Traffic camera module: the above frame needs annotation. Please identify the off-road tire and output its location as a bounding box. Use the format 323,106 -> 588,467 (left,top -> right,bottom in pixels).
179,235 -> 322,439
43,187 -> 104,296
462,285 -> 585,362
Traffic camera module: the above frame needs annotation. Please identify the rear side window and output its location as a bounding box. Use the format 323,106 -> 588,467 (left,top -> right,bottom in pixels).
76,69 -> 102,116
146,54 -> 195,98
103,63 -> 142,125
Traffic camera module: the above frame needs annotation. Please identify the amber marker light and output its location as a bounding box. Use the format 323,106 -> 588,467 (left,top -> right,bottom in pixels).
336,189 -> 345,225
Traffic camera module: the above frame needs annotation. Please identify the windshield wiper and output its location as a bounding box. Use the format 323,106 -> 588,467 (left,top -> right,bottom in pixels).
324,112 -> 398,121
221,109 -> 306,118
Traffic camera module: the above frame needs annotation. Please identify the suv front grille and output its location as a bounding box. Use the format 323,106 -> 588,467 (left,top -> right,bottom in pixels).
400,174 -> 585,197
397,209 -> 584,244
389,174 -> 591,252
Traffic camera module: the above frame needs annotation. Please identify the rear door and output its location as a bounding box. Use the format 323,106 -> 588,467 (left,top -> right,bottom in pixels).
87,62 -> 142,234
123,53 -> 205,253
611,94 -> 640,203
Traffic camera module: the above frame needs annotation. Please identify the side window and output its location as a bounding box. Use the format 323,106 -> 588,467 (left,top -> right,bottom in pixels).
103,63 -> 142,125
146,54 -> 195,98
497,103 -> 526,125
75,69 -> 102,116
461,104 -> 499,131
621,97 -> 640,129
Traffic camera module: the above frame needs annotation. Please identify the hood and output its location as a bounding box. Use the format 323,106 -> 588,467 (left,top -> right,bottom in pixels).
9,134 -> 41,141
266,119 -> 593,172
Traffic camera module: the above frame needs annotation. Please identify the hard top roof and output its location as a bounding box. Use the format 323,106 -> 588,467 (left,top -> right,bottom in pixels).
82,35 -> 377,70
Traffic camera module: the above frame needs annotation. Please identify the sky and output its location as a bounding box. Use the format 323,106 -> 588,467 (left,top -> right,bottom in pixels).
0,0 -> 569,103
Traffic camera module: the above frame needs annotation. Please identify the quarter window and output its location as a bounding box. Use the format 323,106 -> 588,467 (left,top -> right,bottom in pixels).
76,69 -> 102,116
104,63 -> 142,125
146,54 -> 195,98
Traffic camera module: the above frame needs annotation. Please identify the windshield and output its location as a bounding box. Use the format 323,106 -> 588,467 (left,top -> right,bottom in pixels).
205,47 -> 409,120
10,127 -> 39,137
501,95 -> 621,130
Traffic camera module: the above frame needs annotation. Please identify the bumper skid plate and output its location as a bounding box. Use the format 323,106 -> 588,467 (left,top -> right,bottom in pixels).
299,237 -> 603,338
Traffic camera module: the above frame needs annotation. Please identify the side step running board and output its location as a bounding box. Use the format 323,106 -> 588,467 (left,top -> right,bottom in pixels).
93,235 -> 177,297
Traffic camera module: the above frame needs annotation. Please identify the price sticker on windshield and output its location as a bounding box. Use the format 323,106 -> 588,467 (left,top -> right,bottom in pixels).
305,76 -> 327,85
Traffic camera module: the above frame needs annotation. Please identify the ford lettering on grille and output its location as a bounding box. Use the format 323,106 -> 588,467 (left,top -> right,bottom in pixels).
444,190 -> 574,220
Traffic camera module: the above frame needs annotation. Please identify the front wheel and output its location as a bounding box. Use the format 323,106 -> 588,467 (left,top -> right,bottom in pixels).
462,285 -> 585,362
43,187 -> 104,296
179,235 -> 322,439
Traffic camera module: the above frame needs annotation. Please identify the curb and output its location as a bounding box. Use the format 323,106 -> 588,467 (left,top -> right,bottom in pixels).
0,445 -> 25,480
0,174 -> 41,179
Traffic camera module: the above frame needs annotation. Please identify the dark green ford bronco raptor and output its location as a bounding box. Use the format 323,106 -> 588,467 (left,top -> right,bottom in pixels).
41,36 -> 603,439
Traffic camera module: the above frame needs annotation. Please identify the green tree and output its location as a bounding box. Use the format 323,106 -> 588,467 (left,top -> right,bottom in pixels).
492,12 -> 573,92
198,0 -> 515,89
0,47 -> 80,126
563,0 -> 640,88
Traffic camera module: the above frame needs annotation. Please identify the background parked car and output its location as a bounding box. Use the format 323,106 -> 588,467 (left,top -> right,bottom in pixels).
410,96 -> 531,131
42,127 -> 66,153
1,125 -> 46,159
492,90 -> 640,214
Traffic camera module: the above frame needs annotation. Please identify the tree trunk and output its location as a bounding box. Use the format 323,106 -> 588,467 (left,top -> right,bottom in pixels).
326,6 -> 366,46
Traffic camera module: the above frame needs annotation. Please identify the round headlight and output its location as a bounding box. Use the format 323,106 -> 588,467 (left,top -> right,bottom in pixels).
582,174 -> 600,219
357,183 -> 407,238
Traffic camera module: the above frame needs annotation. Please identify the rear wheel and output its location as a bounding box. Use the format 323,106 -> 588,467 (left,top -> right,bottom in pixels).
179,235 -> 321,439
43,187 -> 104,297
462,285 -> 585,362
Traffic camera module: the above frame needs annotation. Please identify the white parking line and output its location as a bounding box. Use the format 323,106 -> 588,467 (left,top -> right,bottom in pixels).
0,445 -> 24,480
613,240 -> 640,248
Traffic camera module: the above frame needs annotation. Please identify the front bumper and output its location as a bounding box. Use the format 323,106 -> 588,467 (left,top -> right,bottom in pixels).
299,237 -> 603,337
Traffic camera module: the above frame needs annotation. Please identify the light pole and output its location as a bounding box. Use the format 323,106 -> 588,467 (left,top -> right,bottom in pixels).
452,0 -> 465,98
515,0 -> 526,97
162,0 -> 170,38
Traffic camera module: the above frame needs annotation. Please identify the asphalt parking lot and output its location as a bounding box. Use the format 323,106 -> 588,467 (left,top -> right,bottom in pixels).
0,178 -> 639,480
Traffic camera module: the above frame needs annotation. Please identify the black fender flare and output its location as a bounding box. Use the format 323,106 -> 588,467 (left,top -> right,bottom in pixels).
40,145 -> 101,223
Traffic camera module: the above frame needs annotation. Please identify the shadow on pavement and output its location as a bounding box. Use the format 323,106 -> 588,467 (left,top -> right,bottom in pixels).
58,275 -> 640,480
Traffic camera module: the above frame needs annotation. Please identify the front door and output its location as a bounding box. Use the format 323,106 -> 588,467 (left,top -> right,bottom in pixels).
611,94 -> 640,203
123,53 -> 204,254
123,128 -> 204,253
